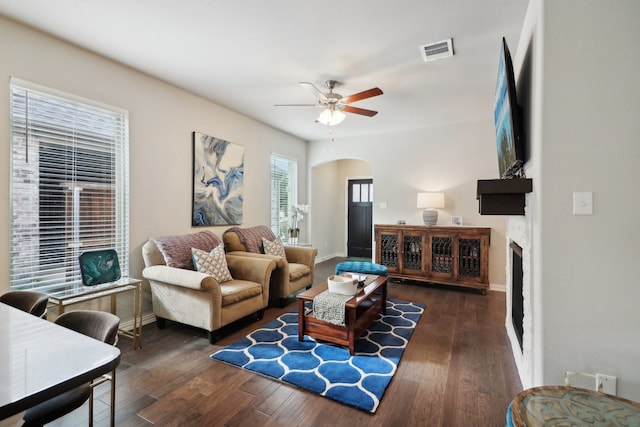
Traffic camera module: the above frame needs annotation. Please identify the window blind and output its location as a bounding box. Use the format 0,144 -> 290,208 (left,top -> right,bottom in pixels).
270,154 -> 297,239
10,80 -> 130,295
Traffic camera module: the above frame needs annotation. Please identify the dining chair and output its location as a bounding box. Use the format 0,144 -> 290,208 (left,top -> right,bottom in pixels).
22,310 -> 120,427
0,290 -> 49,318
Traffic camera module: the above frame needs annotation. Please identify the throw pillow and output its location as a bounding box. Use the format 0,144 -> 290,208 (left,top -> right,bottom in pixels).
262,237 -> 286,258
192,245 -> 233,283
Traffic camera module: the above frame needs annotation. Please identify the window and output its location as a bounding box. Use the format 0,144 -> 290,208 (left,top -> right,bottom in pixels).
351,182 -> 373,203
10,79 -> 129,294
270,154 -> 297,239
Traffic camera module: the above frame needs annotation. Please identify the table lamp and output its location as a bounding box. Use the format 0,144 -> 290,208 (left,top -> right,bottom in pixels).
417,192 -> 445,225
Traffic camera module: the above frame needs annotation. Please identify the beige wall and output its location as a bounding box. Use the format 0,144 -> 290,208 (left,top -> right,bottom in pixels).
309,161 -> 340,261
0,17 -> 307,317
309,123 -> 508,289
310,159 -> 373,261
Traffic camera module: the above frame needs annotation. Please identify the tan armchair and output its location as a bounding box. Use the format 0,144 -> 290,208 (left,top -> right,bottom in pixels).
142,231 -> 276,343
223,226 -> 317,306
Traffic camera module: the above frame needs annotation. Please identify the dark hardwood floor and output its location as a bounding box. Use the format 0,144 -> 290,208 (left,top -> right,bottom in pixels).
1,258 -> 522,427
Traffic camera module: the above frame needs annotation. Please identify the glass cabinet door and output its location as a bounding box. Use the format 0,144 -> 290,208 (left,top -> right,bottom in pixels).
430,235 -> 454,277
402,232 -> 424,274
458,238 -> 483,279
379,232 -> 399,271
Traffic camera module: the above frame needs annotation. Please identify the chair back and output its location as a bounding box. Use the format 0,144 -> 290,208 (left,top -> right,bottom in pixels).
22,310 -> 120,426
55,310 -> 120,345
142,239 -> 166,267
78,249 -> 121,286
0,290 -> 49,318
223,226 -> 276,254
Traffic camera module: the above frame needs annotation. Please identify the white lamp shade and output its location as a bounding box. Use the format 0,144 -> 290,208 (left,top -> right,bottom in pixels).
316,108 -> 346,126
416,192 -> 445,208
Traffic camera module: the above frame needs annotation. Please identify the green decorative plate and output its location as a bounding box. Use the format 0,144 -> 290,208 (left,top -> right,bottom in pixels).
79,249 -> 121,286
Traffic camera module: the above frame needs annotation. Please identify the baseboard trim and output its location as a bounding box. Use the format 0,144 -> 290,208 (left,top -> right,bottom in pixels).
315,254 -> 340,264
490,283 -> 506,292
119,312 -> 157,331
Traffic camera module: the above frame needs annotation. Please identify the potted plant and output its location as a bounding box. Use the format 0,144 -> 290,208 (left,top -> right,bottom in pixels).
289,203 -> 308,240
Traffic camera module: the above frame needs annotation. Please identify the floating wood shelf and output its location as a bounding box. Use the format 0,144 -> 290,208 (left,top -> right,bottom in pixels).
476,178 -> 533,215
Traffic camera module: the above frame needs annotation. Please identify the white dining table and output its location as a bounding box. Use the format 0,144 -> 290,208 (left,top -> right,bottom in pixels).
0,302 -> 121,425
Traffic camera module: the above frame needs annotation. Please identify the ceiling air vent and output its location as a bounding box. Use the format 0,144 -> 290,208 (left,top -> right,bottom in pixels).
420,38 -> 454,62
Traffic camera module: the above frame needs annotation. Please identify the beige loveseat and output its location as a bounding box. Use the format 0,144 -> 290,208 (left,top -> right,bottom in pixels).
223,225 -> 317,306
142,230 -> 276,343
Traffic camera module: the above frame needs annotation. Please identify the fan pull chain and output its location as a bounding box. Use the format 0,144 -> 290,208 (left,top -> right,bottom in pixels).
329,127 -> 334,143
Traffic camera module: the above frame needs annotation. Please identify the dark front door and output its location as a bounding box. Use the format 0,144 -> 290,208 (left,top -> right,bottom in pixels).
347,179 -> 373,258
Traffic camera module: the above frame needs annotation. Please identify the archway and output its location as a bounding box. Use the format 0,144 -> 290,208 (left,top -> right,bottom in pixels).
309,159 -> 373,261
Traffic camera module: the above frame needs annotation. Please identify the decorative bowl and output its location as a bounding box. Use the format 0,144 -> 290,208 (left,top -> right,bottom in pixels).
327,275 -> 358,296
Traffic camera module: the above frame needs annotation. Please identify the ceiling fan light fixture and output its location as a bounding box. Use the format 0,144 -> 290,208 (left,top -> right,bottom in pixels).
316,107 -> 345,126
277,80 -> 382,125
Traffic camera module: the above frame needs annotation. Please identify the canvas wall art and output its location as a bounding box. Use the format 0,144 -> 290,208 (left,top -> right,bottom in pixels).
192,132 -> 244,226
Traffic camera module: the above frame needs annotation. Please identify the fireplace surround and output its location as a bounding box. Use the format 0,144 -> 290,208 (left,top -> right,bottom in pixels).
506,216 -> 533,388
510,241 -> 524,351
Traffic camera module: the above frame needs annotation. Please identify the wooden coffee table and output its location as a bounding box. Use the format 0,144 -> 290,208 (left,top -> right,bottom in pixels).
297,274 -> 388,355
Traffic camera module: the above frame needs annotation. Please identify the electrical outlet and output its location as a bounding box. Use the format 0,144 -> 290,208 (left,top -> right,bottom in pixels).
596,373 -> 617,395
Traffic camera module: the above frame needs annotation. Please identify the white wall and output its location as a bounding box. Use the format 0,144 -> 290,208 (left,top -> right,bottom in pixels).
0,17 -> 307,316
309,122 -> 508,289
509,0 -> 640,401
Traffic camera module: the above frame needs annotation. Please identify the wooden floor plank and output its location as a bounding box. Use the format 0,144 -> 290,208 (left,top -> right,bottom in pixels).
0,257 -> 523,427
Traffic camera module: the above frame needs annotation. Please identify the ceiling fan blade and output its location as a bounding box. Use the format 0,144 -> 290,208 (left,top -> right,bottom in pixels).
341,87 -> 383,104
299,82 -> 328,101
342,105 -> 379,117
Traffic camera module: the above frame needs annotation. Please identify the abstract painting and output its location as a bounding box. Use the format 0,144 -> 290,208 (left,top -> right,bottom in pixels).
192,132 -> 244,226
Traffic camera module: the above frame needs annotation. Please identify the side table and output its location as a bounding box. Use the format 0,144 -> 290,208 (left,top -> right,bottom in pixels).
508,386 -> 640,426
48,277 -> 143,350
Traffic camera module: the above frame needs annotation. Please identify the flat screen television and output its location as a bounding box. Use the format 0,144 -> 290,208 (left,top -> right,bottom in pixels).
494,37 -> 524,179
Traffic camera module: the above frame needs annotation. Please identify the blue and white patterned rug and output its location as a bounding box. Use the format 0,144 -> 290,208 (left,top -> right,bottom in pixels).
210,299 -> 425,413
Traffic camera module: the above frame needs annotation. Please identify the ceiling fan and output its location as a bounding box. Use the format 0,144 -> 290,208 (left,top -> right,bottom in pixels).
275,80 -> 383,126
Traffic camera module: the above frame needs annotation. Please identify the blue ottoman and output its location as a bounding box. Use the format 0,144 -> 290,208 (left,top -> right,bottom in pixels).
335,261 -> 388,276
506,401 -> 514,427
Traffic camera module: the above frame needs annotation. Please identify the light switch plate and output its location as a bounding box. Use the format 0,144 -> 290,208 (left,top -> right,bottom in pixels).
573,192 -> 593,215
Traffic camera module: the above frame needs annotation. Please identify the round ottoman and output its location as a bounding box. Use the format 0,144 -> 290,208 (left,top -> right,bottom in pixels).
335,261 -> 388,276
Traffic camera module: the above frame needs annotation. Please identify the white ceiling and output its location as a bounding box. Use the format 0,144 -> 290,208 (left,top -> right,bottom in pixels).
0,0 -> 529,142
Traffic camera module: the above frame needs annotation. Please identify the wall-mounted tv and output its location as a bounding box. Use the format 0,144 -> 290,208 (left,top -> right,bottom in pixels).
494,37 -> 524,179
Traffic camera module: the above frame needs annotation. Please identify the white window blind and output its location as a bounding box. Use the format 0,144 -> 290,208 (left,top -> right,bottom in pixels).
10,80 -> 130,295
270,154 -> 297,239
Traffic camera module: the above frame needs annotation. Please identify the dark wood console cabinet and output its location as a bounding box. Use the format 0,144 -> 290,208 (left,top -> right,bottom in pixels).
374,224 -> 491,293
